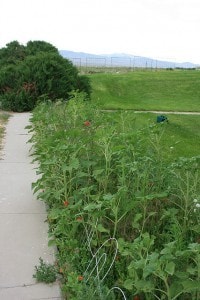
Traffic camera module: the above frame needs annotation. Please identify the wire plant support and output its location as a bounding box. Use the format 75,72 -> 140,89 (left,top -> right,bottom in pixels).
82,222 -> 127,299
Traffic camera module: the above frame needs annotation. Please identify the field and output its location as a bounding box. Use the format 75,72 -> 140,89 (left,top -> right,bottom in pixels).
89,70 -> 200,111
29,79 -> 200,300
88,69 -> 200,158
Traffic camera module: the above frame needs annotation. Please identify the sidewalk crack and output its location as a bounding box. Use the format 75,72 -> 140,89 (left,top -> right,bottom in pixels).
0,283 -> 36,289
31,297 -> 62,300
0,212 -> 46,215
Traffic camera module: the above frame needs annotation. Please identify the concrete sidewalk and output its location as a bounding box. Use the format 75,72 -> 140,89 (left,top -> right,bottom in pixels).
0,113 -> 62,300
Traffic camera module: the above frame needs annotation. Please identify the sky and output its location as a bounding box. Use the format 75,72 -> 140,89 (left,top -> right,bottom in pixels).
1,0 -> 200,64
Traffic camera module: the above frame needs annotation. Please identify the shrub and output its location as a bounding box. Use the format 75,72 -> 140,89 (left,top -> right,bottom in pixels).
0,41 -> 91,112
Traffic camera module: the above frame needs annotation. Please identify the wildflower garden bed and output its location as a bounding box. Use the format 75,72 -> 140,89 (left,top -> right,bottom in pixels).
29,93 -> 200,300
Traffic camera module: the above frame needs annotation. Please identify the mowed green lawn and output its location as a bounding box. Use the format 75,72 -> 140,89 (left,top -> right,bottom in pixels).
90,69 -> 200,111
99,111 -> 200,159
89,70 -> 200,158
133,112 -> 200,158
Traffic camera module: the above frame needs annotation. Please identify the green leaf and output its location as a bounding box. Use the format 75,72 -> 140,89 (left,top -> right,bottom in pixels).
165,261 -> 175,275
48,208 -> 63,220
83,203 -> 102,211
160,241 -> 176,255
131,213 -> 143,229
134,280 -> 154,292
69,157 -> 79,170
103,193 -> 115,201
143,253 -> 159,278
175,271 -> 189,280
96,223 -> 109,233
148,211 -> 157,217
76,171 -> 88,177
128,265 -> 138,279
186,266 -> 197,275
142,232 -> 155,249
182,280 -> 200,292
148,252 -> 159,261
143,264 -> 157,279
93,169 -> 104,177
131,258 -> 146,270
169,281 -> 183,298
144,192 -> 168,200
123,279 -> 133,291
61,164 -> 69,172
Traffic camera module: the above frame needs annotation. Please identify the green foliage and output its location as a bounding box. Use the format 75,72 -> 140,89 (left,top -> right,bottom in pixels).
33,257 -> 57,284
0,41 -> 26,66
0,40 -> 91,112
0,112 -> 10,151
25,40 -> 59,56
29,94 -> 200,299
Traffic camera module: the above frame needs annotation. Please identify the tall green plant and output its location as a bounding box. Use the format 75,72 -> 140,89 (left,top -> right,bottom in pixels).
29,95 -> 200,299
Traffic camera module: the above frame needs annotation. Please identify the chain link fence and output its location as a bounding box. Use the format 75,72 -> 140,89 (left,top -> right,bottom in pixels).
67,56 -> 198,72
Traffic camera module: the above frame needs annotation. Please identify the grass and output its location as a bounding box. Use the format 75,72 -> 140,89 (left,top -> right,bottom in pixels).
99,111 -> 200,159
0,112 -> 10,153
157,114 -> 200,157
89,69 -> 200,111
88,69 -> 200,159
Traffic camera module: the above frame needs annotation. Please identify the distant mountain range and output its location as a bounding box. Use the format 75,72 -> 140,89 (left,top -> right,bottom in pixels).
59,50 -> 198,69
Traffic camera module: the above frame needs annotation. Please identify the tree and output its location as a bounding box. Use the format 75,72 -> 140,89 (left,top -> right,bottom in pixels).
0,40 -> 91,112
0,41 -> 26,66
25,40 -> 59,56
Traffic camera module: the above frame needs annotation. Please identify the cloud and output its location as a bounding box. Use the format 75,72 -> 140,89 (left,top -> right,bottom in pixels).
1,0 -> 200,63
